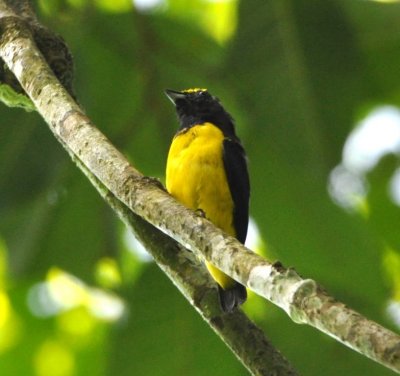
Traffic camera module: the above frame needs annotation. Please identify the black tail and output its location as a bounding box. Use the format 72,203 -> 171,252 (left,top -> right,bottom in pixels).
218,283 -> 247,313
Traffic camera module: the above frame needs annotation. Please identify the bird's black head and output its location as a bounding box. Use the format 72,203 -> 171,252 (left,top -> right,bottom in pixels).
165,88 -> 236,138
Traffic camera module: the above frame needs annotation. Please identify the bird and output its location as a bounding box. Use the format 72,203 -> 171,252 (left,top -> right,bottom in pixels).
165,88 -> 250,312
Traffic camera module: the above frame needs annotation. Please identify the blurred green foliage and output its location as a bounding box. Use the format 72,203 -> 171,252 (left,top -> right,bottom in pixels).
1,0 -> 400,375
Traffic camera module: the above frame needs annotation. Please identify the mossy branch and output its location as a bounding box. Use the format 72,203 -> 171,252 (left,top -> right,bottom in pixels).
0,2 -> 296,376
1,1 -> 400,374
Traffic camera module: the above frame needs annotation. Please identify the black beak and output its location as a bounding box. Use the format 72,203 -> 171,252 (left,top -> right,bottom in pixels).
165,89 -> 186,105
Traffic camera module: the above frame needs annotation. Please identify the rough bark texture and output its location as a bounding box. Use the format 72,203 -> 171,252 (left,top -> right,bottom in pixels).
79,158 -> 297,376
0,0 -> 74,97
1,1 -> 400,374
0,2 -> 297,375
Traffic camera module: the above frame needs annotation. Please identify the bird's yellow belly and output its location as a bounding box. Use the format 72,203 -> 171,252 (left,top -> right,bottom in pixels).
166,123 -> 236,288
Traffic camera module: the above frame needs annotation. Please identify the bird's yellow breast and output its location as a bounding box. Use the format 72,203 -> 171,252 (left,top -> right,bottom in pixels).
166,123 -> 235,238
166,123 -> 236,288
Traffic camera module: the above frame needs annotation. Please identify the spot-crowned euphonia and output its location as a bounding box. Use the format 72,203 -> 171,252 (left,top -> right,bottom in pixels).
165,88 -> 250,312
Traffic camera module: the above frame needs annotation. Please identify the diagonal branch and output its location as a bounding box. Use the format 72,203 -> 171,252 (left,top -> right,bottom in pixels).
0,2 -> 297,376
72,149 -> 297,376
1,2 -> 400,374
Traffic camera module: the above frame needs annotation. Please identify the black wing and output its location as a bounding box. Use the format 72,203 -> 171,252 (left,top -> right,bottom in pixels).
222,138 -> 250,244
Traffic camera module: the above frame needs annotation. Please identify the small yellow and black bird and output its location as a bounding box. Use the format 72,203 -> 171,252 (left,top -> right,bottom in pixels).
165,88 -> 250,312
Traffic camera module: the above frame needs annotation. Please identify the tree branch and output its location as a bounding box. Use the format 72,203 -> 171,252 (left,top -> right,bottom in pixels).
1,2 -> 400,374
73,150 -> 297,376
0,2 -> 297,375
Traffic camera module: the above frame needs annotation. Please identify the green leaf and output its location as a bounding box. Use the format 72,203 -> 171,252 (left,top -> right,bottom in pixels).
0,84 -> 35,112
